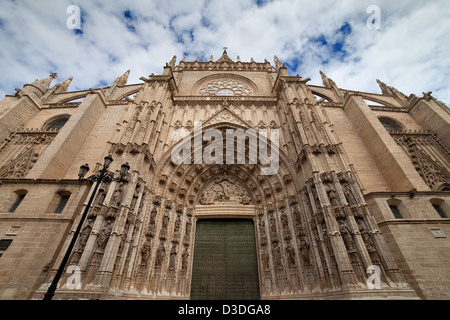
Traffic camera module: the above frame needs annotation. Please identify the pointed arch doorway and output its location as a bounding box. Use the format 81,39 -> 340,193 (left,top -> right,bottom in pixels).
190,218 -> 260,300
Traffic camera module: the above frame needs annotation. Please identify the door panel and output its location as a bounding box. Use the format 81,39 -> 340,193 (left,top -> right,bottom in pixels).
190,219 -> 260,300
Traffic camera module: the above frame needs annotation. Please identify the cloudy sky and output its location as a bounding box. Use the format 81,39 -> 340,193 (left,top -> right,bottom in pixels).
0,0 -> 449,105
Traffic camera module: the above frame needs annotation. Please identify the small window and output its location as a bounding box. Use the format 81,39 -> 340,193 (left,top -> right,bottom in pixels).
0,239 -> 13,257
389,205 -> 402,219
433,204 -> 447,218
8,190 -> 27,213
47,191 -> 71,214
54,195 -> 70,214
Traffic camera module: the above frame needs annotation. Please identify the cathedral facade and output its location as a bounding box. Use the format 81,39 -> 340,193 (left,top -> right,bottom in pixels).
0,51 -> 449,299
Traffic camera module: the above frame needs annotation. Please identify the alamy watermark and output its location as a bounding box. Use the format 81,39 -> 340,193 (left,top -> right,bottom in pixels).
66,5 -> 81,30
66,265 -> 82,289
366,264 -> 381,289
171,121 -> 280,175
367,5 -> 381,30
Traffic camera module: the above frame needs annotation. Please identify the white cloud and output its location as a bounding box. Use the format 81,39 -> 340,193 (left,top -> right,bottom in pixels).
0,0 -> 448,106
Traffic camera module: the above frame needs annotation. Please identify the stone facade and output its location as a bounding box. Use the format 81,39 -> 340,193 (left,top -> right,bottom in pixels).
0,51 -> 448,299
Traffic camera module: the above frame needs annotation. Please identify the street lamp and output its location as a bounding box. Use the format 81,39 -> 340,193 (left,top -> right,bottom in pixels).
43,155 -> 130,300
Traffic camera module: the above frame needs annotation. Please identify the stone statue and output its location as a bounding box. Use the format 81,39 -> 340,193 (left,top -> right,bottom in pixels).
181,247 -> 189,270
339,220 -> 354,251
155,242 -> 165,267
285,242 -> 296,267
299,237 -> 311,265
326,186 -> 339,206
79,225 -> 91,251
140,235 -> 152,264
169,245 -> 177,269
97,223 -> 112,249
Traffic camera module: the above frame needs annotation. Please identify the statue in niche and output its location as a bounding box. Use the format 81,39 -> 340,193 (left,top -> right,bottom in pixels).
111,183 -> 123,207
292,209 -> 301,227
169,244 -> 177,269
155,242 -> 165,267
95,188 -> 107,206
259,219 -> 266,235
338,220 -> 355,251
272,241 -> 283,268
281,211 -> 289,231
161,209 -> 170,230
78,225 -> 92,251
184,217 -> 192,238
150,207 -> 157,225
357,219 -> 375,251
140,235 -> 152,264
269,215 -> 277,234
97,222 -> 112,249
173,214 -> 181,234
285,241 -> 296,267
343,185 -> 357,205
181,247 -> 189,270
299,237 -> 311,265
326,185 -> 339,206
130,185 -> 140,211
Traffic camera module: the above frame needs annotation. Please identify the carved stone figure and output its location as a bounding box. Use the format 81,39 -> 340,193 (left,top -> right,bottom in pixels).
343,185 -> 357,205
169,244 -> 177,269
97,223 -> 112,249
112,184 -> 123,207
140,235 -> 152,264
339,220 -> 354,251
357,219 -> 374,251
299,237 -> 311,265
155,242 -> 165,267
79,225 -> 92,251
285,242 -> 296,267
326,186 -> 339,206
181,247 -> 189,270
272,241 -> 283,268
162,209 -> 170,229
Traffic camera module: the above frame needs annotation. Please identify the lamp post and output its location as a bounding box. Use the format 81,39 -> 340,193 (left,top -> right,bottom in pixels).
43,155 -> 130,300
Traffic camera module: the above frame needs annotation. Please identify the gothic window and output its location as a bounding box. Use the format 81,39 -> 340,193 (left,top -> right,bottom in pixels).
389,205 -> 402,219
198,79 -> 252,96
433,204 -> 447,218
379,117 -> 402,131
8,190 -> 27,213
47,191 -> 71,214
43,115 -> 71,131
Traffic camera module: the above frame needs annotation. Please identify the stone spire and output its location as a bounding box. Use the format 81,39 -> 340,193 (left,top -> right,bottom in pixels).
274,55 -> 283,70
53,77 -> 73,94
16,73 -> 57,98
376,79 -> 408,105
31,73 -> 58,92
168,55 -> 177,68
319,71 -> 344,101
217,49 -> 233,63
114,70 -> 130,86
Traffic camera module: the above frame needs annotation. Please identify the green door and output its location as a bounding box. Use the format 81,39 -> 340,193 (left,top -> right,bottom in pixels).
190,219 -> 260,300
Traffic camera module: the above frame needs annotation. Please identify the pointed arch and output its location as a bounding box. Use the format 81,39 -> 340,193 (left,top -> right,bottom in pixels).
150,122 -> 300,208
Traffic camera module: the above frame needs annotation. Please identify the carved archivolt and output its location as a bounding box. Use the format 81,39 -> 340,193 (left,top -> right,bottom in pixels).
198,79 -> 252,96
199,172 -> 252,205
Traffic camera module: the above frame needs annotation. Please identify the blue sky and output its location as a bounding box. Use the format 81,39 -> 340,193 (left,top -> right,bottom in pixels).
0,0 -> 449,105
